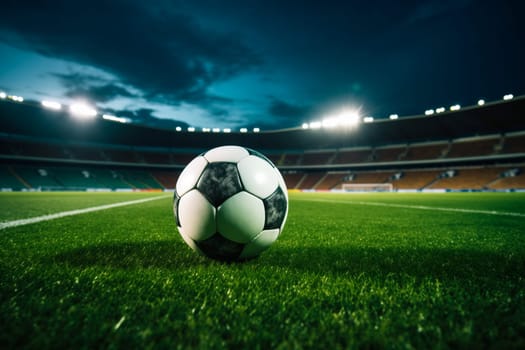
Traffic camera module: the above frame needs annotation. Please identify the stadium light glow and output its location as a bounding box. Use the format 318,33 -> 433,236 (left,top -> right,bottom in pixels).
363,116 -> 374,123
70,103 -> 97,118
322,117 -> 338,128
436,107 -> 446,113
253,128 -> 260,133
202,128 -> 211,132
389,114 -> 399,120
187,127 -> 195,132
450,104 -> 461,111
478,99 -> 485,106
302,123 -> 309,129
503,94 -> 514,100
212,128 -> 221,133
175,126 -> 182,132
309,121 -> 322,129
8,95 -> 24,102
240,128 -> 248,133
223,128 -> 231,133
0,92 -> 6,99
102,114 -> 129,123
425,109 -> 435,116
41,100 -> 62,110
339,110 -> 360,127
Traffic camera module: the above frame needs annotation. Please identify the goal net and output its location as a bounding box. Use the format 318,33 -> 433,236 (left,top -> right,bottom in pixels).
342,183 -> 394,192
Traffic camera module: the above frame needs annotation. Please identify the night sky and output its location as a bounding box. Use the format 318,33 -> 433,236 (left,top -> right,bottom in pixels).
0,0 -> 524,130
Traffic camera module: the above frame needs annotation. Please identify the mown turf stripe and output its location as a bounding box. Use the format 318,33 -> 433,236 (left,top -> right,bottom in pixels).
0,195 -> 170,230
296,197 -> 525,218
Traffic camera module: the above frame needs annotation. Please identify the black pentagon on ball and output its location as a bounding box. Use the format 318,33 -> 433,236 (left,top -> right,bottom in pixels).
263,186 -> 287,229
196,162 -> 243,207
195,233 -> 245,261
246,147 -> 275,167
173,191 -> 181,227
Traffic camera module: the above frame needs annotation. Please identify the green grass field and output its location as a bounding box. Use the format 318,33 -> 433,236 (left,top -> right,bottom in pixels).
1,191 -> 524,349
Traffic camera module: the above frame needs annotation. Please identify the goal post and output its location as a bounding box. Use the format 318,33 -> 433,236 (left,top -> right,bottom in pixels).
341,183 -> 394,192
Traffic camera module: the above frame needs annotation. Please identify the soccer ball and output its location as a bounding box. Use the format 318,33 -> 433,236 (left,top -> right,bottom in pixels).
173,145 -> 288,261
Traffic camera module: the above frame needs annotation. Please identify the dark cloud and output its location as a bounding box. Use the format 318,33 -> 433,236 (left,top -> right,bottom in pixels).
268,98 -> 311,120
107,107 -> 189,129
0,0 -> 524,129
0,0 -> 260,105
111,108 -> 158,121
53,72 -> 137,103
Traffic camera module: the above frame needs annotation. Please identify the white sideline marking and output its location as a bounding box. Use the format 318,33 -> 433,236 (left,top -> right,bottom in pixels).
0,195 -> 170,230
296,198 -> 525,218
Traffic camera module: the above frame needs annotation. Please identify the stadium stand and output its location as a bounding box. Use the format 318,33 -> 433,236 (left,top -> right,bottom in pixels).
1,96 -> 525,191
349,171 -> 394,184
446,136 -> 500,158
281,172 -> 305,189
301,150 -> 336,165
391,170 -> 442,190
119,170 -> 163,189
316,172 -> 347,190
297,172 -> 326,189
403,142 -> 448,161
489,168 -> 525,189
373,145 -> 406,162
13,166 -> 62,189
68,145 -> 106,161
428,168 -> 503,190
0,166 -> 25,190
502,133 -> 525,154
151,171 -> 180,189
87,169 -> 132,189
332,148 -> 372,164
281,153 -> 302,166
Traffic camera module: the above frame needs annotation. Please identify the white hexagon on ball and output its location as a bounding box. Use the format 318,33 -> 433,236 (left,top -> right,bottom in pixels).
204,145 -> 249,163
237,155 -> 278,199
217,191 -> 265,243
178,189 -> 216,241
176,156 -> 208,196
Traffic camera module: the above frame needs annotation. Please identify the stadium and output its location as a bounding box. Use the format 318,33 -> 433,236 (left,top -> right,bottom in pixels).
1,94 -> 524,192
1,93 -> 524,348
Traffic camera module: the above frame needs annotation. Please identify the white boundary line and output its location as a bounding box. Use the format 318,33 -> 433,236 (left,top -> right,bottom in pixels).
0,195 -> 171,230
295,198 -> 525,218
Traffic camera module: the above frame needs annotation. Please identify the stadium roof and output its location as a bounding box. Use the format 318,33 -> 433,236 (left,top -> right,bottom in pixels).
1,96 -> 525,151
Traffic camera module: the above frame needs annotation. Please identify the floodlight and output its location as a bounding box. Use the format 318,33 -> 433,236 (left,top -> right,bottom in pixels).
175,126 -> 182,132
202,128 -> 211,132
363,116 -> 374,123
102,114 -> 129,123
322,117 -> 338,128
223,128 -> 231,133
8,95 -> 24,102
212,128 -> 220,133
302,123 -> 309,129
240,128 -> 248,133
0,92 -> 6,99
389,114 -> 398,120
70,103 -> 97,118
309,121 -> 322,129
503,94 -> 514,100
42,100 -> 62,110
253,128 -> 260,133
450,104 -> 461,111
436,107 -> 445,113
339,110 -> 360,127
187,127 -> 195,132
477,99 -> 485,106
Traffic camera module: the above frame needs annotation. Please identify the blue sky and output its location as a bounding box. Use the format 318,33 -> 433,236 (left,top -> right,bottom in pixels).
1,0 -> 524,130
